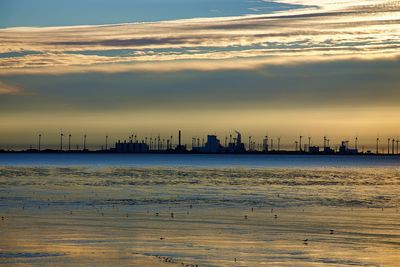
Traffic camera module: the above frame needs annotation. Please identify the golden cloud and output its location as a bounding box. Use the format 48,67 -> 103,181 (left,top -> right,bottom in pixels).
0,0 -> 399,74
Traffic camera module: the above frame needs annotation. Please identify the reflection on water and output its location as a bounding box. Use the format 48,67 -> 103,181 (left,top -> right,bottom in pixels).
1,166 -> 400,266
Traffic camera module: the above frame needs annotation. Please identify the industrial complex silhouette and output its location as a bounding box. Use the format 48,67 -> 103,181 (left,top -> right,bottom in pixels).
1,130 -> 400,155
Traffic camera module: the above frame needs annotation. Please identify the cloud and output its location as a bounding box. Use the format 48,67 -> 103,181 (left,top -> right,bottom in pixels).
0,81 -> 21,95
1,57 -> 399,114
0,52 -> 399,76
0,0 -> 399,74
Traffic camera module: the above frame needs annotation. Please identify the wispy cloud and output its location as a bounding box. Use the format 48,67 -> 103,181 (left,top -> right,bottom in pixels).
0,81 -> 21,95
0,0 -> 399,74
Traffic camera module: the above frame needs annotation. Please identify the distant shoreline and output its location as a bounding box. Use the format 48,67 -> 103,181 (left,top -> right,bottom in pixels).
1,150 -> 399,156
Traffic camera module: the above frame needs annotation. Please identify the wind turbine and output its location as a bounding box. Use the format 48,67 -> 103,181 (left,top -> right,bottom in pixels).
392,139 -> 395,155
278,137 -> 281,151
83,134 -> 87,151
60,131 -> 64,151
376,137 -> 379,154
299,136 -> 303,152
38,134 -> 42,151
387,138 -> 390,155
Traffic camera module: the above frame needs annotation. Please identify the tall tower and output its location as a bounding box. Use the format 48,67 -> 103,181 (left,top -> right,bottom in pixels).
263,135 -> 268,152
278,137 -> 281,151
392,139 -> 395,155
355,137 -> 358,150
38,134 -> 42,151
60,132 -> 64,151
299,136 -> 303,152
83,134 -> 87,151
387,138 -> 390,155
175,130 -> 187,152
248,136 -> 252,151
376,138 -> 379,154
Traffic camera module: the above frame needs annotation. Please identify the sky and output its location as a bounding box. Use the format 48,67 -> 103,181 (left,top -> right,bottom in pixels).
0,0 -> 400,149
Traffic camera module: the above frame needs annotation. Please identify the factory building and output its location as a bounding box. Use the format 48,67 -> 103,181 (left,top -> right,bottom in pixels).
308,146 -> 320,153
192,135 -> 223,153
339,141 -> 358,154
115,140 -> 149,153
227,131 -> 246,153
204,135 -> 222,153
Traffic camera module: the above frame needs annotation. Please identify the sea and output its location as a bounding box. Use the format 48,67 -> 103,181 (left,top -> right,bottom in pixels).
1,154 -> 399,266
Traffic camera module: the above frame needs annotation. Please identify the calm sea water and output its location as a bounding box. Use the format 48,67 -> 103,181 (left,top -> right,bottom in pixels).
0,153 -> 400,168
1,154 -> 400,266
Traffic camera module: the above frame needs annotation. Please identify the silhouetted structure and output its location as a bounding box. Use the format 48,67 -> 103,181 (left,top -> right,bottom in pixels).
193,135 -> 223,153
3,129 -> 400,156
38,134 -> 41,151
115,140 -> 149,153
175,130 -> 187,153
308,146 -> 320,154
226,131 -> 246,153
339,141 -> 358,155
263,135 -> 269,152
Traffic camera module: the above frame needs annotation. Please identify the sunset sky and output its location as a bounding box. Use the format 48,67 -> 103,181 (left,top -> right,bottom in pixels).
1,0 -> 400,149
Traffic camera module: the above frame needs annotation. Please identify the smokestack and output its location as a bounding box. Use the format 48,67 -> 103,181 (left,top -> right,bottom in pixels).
179,130 -> 182,146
